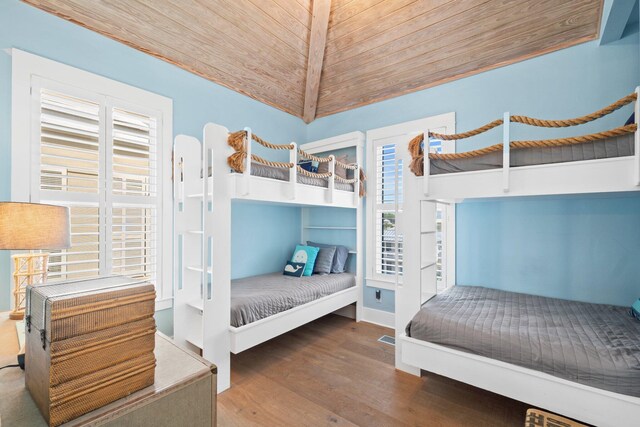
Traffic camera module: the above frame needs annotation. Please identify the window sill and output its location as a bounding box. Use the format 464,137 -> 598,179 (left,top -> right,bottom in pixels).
365,277 -> 402,291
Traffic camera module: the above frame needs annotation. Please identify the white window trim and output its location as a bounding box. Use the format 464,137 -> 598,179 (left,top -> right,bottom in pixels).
365,113 -> 456,291
11,49 -> 173,311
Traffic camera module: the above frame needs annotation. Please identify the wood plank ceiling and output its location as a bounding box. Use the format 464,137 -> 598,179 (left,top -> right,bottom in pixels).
23,0 -> 603,122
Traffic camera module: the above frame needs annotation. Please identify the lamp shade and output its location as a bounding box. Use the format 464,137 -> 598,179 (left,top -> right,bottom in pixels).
0,202 -> 71,250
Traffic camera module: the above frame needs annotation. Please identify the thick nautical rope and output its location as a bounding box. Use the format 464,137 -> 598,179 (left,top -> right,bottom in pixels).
335,175 -> 358,184
511,92 -> 637,128
228,130 -> 294,172
298,148 -> 332,163
428,124 -> 637,160
336,160 -> 359,170
228,130 -> 294,151
296,166 -> 332,178
429,119 -> 504,140
251,154 -> 294,169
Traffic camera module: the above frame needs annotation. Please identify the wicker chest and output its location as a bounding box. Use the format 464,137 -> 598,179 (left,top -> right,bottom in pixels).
25,276 -> 157,427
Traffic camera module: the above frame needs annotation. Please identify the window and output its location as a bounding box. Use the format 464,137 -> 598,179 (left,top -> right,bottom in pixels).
12,50 -> 173,309
375,143 -> 403,276
366,115 -> 455,291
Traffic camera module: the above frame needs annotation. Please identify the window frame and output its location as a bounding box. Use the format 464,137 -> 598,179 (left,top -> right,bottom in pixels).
365,114 -> 456,291
11,49 -> 173,310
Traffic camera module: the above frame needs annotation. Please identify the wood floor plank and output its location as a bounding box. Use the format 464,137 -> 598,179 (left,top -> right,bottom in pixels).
218,315 -> 530,426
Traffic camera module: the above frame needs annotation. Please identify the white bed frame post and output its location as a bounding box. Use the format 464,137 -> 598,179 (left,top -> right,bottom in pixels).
423,131 -> 431,196
328,155 -> 336,204
503,112 -> 510,192
634,86 -> 639,186
353,135 -> 365,322
290,142 -> 298,200
395,135 -> 422,376
173,135 -> 204,353
203,123 -> 232,392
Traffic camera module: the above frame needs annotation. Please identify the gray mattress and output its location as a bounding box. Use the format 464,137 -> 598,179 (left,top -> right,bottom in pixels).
406,286 -> 640,397
430,133 -> 634,174
231,272 -> 356,327
243,162 -> 355,192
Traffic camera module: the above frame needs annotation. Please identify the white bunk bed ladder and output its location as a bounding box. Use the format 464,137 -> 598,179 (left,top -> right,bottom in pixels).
173,135 -> 205,353
203,123 -> 232,393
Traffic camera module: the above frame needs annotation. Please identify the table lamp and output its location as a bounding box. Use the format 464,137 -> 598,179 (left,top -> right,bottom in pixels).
0,202 -> 71,320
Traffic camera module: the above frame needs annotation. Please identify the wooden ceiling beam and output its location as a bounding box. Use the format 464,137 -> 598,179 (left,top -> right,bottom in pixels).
303,0 -> 332,123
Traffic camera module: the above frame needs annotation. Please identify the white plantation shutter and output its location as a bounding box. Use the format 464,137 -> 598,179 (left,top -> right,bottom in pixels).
112,108 -> 157,197
40,90 -> 100,194
374,143 -> 403,276
35,88 -> 160,287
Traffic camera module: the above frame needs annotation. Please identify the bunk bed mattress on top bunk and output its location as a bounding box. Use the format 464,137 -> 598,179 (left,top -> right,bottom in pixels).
231,272 -> 356,327
430,133 -> 634,174
405,286 -> 640,397
241,162 -> 355,191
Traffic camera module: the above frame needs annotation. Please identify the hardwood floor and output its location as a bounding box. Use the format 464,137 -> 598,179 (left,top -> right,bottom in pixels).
218,314 -> 529,426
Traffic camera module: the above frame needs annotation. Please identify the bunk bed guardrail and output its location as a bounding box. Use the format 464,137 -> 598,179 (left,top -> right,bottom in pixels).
408,88 -> 640,196
227,128 -> 366,202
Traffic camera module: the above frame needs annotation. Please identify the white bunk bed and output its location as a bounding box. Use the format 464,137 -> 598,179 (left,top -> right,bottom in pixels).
173,124 -> 364,392
396,90 -> 640,427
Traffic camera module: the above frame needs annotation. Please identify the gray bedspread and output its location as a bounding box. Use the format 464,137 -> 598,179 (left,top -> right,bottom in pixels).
246,162 -> 355,192
406,286 -> 640,397
430,133 -> 634,174
231,272 -> 356,327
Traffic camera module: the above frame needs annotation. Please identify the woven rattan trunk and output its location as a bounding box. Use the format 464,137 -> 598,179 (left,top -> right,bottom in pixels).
25,276 -> 157,427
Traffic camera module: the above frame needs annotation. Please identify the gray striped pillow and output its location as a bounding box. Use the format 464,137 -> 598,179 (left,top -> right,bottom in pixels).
313,246 -> 336,275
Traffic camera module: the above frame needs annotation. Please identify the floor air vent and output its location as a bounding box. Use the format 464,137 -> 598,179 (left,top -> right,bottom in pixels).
378,335 -> 395,346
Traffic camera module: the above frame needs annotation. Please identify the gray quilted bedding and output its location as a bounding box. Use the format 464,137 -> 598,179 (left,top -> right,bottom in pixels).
245,162 -> 355,192
231,272 -> 356,327
406,286 -> 640,397
430,133 -> 634,174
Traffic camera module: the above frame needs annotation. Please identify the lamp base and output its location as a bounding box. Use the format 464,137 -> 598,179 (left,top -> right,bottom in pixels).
9,310 -> 25,321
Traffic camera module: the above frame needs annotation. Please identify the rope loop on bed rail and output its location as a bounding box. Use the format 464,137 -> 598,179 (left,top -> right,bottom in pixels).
296,166 -> 332,178
227,130 -> 295,172
510,123 -> 637,149
228,130 -> 294,151
511,92 -> 637,128
334,175 -> 358,184
429,119 -> 504,140
426,124 -> 638,161
298,148 -> 332,163
336,161 -> 359,170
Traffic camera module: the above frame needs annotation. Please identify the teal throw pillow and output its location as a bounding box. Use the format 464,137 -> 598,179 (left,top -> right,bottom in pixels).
631,298 -> 640,321
291,245 -> 319,276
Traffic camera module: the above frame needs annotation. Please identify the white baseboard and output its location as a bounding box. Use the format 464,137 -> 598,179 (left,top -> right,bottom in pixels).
362,307 -> 395,329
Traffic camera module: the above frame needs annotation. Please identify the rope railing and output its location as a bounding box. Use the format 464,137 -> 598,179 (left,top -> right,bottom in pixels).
298,148 -> 332,163
511,92 -> 637,128
226,129 -> 366,196
408,91 -> 638,176
429,119 -> 504,140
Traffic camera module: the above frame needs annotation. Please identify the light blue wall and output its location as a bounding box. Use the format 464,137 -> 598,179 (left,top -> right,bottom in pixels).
0,1 -> 306,327
457,194 -> 640,306
308,25 -> 640,311
231,202 -> 301,279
